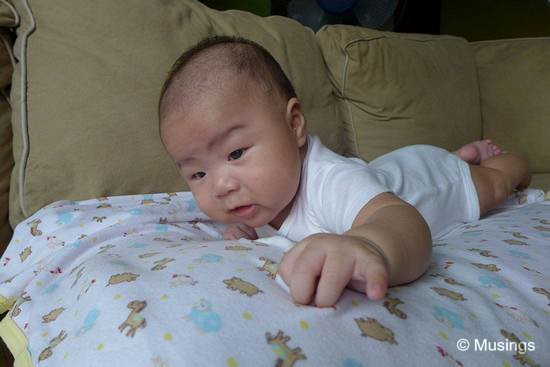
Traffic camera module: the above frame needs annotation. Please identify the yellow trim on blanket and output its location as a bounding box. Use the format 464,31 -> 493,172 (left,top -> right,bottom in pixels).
0,295 -> 16,314
0,316 -> 33,367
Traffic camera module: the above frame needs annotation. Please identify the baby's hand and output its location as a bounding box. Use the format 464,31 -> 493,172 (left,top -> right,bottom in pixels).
277,233 -> 389,307
222,223 -> 258,240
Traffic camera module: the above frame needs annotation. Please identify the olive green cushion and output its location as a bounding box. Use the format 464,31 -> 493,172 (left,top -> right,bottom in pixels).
8,0 -> 341,226
531,174 -> 550,194
471,38 -> 550,178
316,25 -> 482,160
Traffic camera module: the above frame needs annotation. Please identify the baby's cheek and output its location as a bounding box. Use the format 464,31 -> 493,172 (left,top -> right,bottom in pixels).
193,192 -> 211,214
196,197 -> 230,223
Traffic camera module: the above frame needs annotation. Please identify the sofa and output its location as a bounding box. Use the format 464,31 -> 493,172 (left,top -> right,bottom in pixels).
0,1 -> 549,366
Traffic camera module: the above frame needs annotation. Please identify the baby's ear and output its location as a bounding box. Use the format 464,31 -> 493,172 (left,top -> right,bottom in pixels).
286,97 -> 307,146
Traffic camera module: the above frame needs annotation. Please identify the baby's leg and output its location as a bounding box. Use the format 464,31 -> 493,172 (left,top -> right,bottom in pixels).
469,152 -> 530,216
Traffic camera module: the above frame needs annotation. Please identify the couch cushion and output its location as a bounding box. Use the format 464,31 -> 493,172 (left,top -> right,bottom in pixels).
471,38 -> 550,177
8,0 -> 341,226
316,25 -> 482,161
531,174 -> 550,194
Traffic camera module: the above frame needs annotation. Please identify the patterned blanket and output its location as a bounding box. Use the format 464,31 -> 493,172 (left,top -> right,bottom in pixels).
0,190 -> 549,366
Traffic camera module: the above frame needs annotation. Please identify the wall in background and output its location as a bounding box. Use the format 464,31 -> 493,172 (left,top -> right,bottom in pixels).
200,0 -> 271,16
441,0 -> 550,41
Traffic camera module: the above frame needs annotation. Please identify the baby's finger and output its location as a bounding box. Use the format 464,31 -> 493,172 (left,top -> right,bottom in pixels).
355,252 -> 389,300
237,224 -> 258,240
289,247 -> 326,305
277,241 -> 307,284
245,227 -> 258,240
365,271 -> 388,300
314,253 -> 354,307
222,229 -> 238,240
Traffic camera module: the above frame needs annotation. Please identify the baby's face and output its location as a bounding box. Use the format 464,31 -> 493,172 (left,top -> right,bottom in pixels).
161,76 -> 307,229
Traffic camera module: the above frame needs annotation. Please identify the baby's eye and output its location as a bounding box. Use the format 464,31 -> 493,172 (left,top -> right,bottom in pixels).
228,148 -> 245,161
190,172 -> 206,180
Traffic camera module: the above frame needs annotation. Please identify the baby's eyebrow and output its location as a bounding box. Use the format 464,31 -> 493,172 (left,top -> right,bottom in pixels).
177,124 -> 245,165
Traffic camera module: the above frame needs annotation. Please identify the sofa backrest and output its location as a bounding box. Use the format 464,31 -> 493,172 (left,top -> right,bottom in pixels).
317,25 -> 483,161
472,37 -> 550,188
6,0 -> 341,227
0,0 -> 549,246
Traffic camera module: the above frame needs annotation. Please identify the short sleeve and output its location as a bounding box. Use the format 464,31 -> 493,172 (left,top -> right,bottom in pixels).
312,163 -> 391,234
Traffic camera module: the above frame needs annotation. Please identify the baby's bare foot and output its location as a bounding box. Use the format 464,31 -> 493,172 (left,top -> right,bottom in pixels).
454,139 -> 502,165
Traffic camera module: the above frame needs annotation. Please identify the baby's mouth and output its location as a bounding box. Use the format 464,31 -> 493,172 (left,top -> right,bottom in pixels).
230,204 -> 257,218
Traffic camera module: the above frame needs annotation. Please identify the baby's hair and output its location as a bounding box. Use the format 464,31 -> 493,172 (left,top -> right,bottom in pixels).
158,35 -> 297,121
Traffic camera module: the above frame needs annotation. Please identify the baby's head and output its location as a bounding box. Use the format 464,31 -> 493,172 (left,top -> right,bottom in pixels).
159,36 -> 307,229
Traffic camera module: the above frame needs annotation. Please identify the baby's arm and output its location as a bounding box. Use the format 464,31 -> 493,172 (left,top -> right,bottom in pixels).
222,223 -> 258,240
278,192 -> 432,307
344,192 -> 432,290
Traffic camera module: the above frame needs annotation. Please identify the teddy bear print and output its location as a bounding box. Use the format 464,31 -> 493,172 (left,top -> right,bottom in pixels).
467,248 -> 498,258
224,245 -> 252,251
472,263 -> 501,272
42,307 -> 65,323
139,252 -> 161,259
500,329 -> 540,367
429,273 -> 465,286
533,225 -> 550,232
151,258 -> 175,271
532,287 -> 550,305
502,239 -> 528,246
511,232 -> 529,239
106,272 -> 140,286
223,277 -> 262,297
431,287 -> 467,301
19,247 -> 32,262
97,244 -> 116,254
354,317 -> 397,344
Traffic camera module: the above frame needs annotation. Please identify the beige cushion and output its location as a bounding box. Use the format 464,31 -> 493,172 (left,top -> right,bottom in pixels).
316,25 -> 482,161
0,28 -> 13,253
531,174 -> 550,194
8,0 -> 341,226
471,38 -> 550,176
0,2 -> 18,28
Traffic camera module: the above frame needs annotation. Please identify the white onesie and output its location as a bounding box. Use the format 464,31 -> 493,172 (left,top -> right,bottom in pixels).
276,135 -> 480,240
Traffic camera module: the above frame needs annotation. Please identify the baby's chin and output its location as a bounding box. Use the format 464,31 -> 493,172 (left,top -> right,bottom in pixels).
228,215 -> 272,229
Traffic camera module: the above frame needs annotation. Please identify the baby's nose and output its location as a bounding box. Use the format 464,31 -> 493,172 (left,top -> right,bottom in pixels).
214,172 -> 239,198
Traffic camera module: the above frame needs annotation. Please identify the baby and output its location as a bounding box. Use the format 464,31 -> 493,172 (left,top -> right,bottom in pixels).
158,36 -> 529,307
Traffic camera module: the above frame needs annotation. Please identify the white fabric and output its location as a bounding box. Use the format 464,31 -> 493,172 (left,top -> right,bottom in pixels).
0,191 -> 549,366
277,135 -> 480,241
